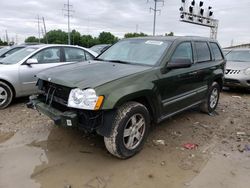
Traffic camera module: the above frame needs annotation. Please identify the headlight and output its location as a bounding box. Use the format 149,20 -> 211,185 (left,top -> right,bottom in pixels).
67,88 -> 104,110
245,68 -> 250,75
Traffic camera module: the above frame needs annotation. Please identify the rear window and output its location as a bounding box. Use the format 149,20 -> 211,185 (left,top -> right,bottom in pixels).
210,43 -> 223,60
194,42 -> 211,63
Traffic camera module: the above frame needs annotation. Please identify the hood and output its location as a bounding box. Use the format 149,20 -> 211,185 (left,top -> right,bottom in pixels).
226,61 -> 250,70
37,61 -> 151,89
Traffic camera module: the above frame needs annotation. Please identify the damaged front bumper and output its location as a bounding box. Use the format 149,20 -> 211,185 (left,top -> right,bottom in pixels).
27,95 -> 117,137
27,97 -> 79,127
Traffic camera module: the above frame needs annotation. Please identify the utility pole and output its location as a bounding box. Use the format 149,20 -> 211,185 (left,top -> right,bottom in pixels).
5,30 -> 9,45
42,17 -> 48,44
210,20 -> 219,39
37,15 -> 41,43
63,0 -> 74,45
148,0 -> 165,36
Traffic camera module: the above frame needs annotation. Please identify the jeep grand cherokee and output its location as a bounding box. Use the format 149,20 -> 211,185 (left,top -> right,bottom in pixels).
28,36 -> 226,159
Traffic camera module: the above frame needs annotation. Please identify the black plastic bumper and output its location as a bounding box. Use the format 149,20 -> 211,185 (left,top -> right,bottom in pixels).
27,96 -> 117,137
27,99 -> 78,127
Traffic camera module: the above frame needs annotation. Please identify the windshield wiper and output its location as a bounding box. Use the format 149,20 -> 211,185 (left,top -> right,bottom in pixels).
94,58 -> 105,61
107,60 -> 131,64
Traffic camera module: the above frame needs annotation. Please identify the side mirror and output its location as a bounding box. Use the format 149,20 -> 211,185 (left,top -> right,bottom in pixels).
167,59 -> 192,69
26,58 -> 38,65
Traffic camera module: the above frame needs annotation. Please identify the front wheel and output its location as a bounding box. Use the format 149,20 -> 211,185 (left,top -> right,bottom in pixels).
200,82 -> 220,114
0,81 -> 14,109
104,102 -> 150,159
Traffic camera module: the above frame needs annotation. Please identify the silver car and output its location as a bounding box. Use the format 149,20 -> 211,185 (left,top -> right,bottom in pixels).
0,45 -> 27,60
0,44 -> 97,109
224,48 -> 250,89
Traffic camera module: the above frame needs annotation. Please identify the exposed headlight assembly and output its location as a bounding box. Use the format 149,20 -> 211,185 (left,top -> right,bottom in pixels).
67,88 -> 104,110
245,68 -> 250,75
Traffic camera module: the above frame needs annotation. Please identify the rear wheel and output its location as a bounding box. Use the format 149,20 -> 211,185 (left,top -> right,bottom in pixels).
104,102 -> 150,159
0,81 -> 13,109
200,82 -> 220,114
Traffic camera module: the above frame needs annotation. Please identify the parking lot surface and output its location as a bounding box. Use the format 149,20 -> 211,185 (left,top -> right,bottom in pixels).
0,90 -> 250,188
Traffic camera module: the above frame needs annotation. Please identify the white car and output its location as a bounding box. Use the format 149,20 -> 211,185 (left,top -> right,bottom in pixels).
0,44 -> 97,109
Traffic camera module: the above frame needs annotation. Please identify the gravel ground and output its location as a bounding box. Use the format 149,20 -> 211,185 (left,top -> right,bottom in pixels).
0,89 -> 249,188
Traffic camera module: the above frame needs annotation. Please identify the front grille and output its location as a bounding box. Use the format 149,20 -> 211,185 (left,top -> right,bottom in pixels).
39,80 -> 72,110
44,81 -> 71,102
225,69 -> 241,75
224,78 -> 240,84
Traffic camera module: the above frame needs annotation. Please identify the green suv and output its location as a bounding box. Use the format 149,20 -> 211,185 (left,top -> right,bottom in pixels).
28,36 -> 226,159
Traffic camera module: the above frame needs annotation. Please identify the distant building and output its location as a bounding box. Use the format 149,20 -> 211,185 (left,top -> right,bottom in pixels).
224,43 -> 250,49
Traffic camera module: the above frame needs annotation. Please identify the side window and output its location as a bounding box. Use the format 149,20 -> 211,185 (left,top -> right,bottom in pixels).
64,47 -> 86,62
85,52 -> 94,60
32,48 -> 61,64
171,42 -> 193,62
210,43 -> 223,60
194,42 -> 211,63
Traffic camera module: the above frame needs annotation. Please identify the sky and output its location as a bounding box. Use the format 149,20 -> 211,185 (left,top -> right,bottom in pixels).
0,0 -> 250,47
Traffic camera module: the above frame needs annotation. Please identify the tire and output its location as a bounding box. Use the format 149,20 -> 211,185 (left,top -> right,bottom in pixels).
104,102 -> 150,159
0,81 -> 14,109
200,82 -> 220,114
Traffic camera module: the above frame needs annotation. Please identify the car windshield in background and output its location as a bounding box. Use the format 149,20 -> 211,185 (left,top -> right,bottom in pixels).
222,50 -> 231,56
0,46 -> 11,56
0,47 -> 38,64
98,39 -> 171,66
226,50 -> 250,62
90,45 -> 110,54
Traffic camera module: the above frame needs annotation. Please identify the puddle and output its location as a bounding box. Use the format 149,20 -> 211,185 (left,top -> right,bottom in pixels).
30,127 -> 207,188
0,131 -> 15,144
0,129 -> 50,188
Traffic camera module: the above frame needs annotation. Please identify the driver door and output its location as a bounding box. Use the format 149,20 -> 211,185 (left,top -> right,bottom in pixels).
156,42 -> 203,117
19,47 -> 64,95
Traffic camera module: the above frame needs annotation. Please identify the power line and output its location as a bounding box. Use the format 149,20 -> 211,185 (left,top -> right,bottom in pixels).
148,0 -> 165,36
63,0 -> 74,45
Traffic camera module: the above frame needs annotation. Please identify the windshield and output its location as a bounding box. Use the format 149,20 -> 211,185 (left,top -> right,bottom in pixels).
98,39 -> 171,66
0,46 -> 11,56
0,47 -> 38,64
223,50 -> 231,56
226,50 -> 250,62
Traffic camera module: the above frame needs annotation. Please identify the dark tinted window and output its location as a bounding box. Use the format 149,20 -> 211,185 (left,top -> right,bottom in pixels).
171,42 -> 193,62
210,43 -> 223,60
194,42 -> 211,62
